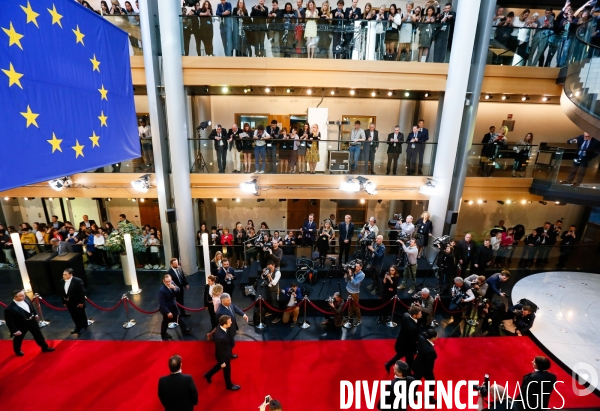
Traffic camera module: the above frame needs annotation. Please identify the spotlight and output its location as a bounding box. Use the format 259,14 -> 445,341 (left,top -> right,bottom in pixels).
265,87 -> 271,93
520,199 -> 527,204
506,199 -> 512,204
387,91 -> 393,96
542,97 -> 550,102
424,92 -> 429,98
286,88 -> 291,93
330,90 -> 335,95
484,95 -> 491,99
107,198 -> 112,201
221,86 -> 228,93
48,176 -> 72,191
371,91 -> 376,97
477,199 -> 483,204
239,179 -> 258,195
131,198 -> 136,202
213,198 -> 217,202
140,198 -> 145,203
350,90 -> 355,96
404,91 -> 410,97
521,96 -> 529,101
468,200 -> 473,205
307,89 -> 312,95
360,199 -> 365,204
4,197 -> 9,201
340,177 -> 360,193
418,178 -> 437,195
236,198 -> 241,203
501,95 -> 507,100
197,120 -> 211,131
131,174 -> 151,193
24,197 -> 29,201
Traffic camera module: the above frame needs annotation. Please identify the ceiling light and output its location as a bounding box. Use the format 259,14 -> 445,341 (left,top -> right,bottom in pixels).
485,95 -> 491,99
48,197 -> 53,201
404,92 -> 410,97
131,174 -> 151,193
501,95 -> 507,100
239,179 -> 258,195
506,199 -> 512,204
48,176 -> 72,191
221,86 -> 228,93
131,198 -> 136,202
468,200 -> 473,205
340,177 -> 360,193
106,198 -> 111,201
371,91 -> 376,97
307,89 -> 312,95
555,201 -> 560,205
542,97 -> 549,102
477,199 -> 483,205
388,91 -> 393,96
424,93 -> 429,97
213,198 -> 218,202
286,88 -> 291,93
265,87 -> 271,93
24,197 -> 29,201
360,199 -> 365,204
4,197 -> 9,201
575,91 -> 581,97
418,179 -> 437,195
521,96 -> 529,101
140,198 -> 145,203
520,199 -> 527,204
330,90 -> 335,95
236,198 -> 241,202
350,90 -> 355,96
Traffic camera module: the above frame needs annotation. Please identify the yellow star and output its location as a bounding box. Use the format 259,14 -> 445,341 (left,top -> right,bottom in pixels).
90,54 -> 100,72
89,131 -> 100,147
2,22 -> 24,50
98,111 -> 108,127
72,140 -> 84,158
20,105 -> 39,128
47,4 -> 63,28
47,133 -> 63,153
72,25 -> 85,45
98,85 -> 108,100
21,2 -> 40,28
2,62 -> 23,89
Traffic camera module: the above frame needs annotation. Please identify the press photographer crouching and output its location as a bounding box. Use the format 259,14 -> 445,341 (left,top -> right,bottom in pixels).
321,292 -> 345,327
344,260 -> 365,327
412,288 -> 434,328
507,304 -> 536,336
366,235 -> 385,296
479,384 -> 517,411
280,282 -> 303,328
466,275 -> 488,298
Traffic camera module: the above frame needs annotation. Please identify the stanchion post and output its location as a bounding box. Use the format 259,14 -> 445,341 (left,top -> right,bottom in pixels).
386,296 -> 398,328
343,297 -> 353,329
34,294 -> 50,328
124,234 -> 142,295
299,297 -> 310,329
255,296 -> 266,329
122,295 -> 137,329
202,233 -> 211,282
10,233 -> 32,292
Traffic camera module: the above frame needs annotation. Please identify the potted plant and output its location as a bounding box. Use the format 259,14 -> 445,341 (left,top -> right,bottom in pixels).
105,221 -> 145,285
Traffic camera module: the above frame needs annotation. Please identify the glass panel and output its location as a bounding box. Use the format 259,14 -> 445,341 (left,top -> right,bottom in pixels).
103,15 -> 143,56
466,143 -> 538,177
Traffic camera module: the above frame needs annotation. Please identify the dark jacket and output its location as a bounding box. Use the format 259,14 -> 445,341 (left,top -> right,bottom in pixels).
204,284 -> 213,307
474,244 -> 493,267
560,231 -> 578,246
159,283 -> 180,316
412,335 -> 437,380
168,266 -> 189,290
4,297 -> 38,336
535,227 -> 557,246
302,219 -> 317,241
158,373 -> 199,411
215,303 -> 245,342
378,376 -> 417,411
387,132 -> 404,154
364,129 -> 379,150
455,239 -> 474,263
485,273 -> 505,298
394,312 -> 420,354
229,128 -> 242,151
345,7 -> 361,20
208,129 -> 229,151
281,286 -> 303,305
61,277 -> 86,306
214,325 -> 235,363
517,370 -> 557,411
338,222 -> 354,243
52,241 -> 74,256
567,135 -> 600,165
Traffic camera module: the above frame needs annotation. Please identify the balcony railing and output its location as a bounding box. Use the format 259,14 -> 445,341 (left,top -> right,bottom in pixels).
103,15 -> 143,56
532,146 -> 600,189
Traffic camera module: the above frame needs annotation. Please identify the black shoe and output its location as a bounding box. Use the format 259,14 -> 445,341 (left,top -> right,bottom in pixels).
161,333 -> 173,339
42,347 -> 55,352
232,354 -> 238,359
15,351 -> 24,357
386,171 -> 390,175
204,373 -> 212,384
227,385 -> 241,391
418,170 -> 424,175
182,328 -> 193,335
78,328 -> 86,335
181,312 -> 191,317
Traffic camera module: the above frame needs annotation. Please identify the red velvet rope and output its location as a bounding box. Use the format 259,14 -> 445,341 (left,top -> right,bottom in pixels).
85,297 -> 123,312
242,299 -> 258,312
354,296 -> 395,311
306,298 -> 338,315
38,297 -> 68,311
176,302 -> 207,312
433,296 -> 440,315
0,301 -> 7,308
396,296 -> 411,309
261,298 -> 304,313
126,298 -> 160,315
436,297 -> 472,314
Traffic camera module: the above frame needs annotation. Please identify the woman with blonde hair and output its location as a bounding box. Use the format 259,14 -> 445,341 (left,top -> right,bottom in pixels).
397,1 -> 415,61
210,251 -> 224,275
204,275 -> 218,328
306,123 -> 321,173
317,1 -> 332,58
206,283 -> 224,339
297,123 -> 310,174
305,0 -> 319,58
415,211 -> 433,258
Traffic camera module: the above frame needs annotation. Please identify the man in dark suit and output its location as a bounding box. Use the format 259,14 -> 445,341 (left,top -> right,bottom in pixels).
265,119 -> 280,174
214,293 -> 248,357
4,290 -> 55,356
209,124 -> 231,173
406,126 -> 428,175
386,126 -> 404,175
516,356 -> 557,410
159,274 -> 192,339
480,126 -> 497,175
565,133 -> 600,186
158,355 -> 198,411
433,3 -> 456,62
344,0 -> 361,58
416,120 -> 429,175
50,238 -> 73,256
363,122 -> 379,175
384,306 -> 421,372
50,215 -> 64,230
378,360 -> 417,411
412,329 -> 438,405
61,268 -> 89,334
301,213 -> 317,247
204,315 -> 241,390
167,258 -> 190,317
473,239 -> 493,275
456,233 -> 475,274
557,225 -> 578,268
534,222 -> 557,266
79,215 -> 96,229
338,214 -> 355,264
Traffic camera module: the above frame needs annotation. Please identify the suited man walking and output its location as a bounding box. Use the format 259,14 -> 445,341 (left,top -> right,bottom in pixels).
378,361 -> 417,411
565,133 -> 600,186
4,290 -> 55,356
159,274 -> 192,339
158,355 -> 198,411
338,214 -> 355,264
214,293 -> 248,357
386,126 -> 404,175
363,122 -> 379,175
384,306 -> 422,372
167,258 -> 190,317
61,268 -> 89,335
412,329 -> 438,406
204,315 -> 241,390
516,356 -> 557,410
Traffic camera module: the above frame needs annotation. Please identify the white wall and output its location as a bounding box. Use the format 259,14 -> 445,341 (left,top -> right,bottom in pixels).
17,198 -> 45,226
106,198 -> 142,226
1,199 -> 23,228
68,198 -> 102,227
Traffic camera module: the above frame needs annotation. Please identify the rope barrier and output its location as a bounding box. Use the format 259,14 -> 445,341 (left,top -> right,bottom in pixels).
432,296 -> 440,316
261,298 -> 304,313
306,298 -> 338,315
126,299 -> 160,315
436,297 -> 471,314
0,301 -> 7,308
242,299 -> 258,312
39,297 -> 68,311
85,297 -> 123,312
354,296 -> 395,311
395,296 -> 411,309
176,302 -> 207,312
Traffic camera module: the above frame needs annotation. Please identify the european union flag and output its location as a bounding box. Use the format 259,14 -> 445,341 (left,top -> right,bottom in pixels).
0,0 -> 139,191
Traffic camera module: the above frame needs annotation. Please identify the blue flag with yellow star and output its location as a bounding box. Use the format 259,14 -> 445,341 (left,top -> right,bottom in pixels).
0,0 -> 139,191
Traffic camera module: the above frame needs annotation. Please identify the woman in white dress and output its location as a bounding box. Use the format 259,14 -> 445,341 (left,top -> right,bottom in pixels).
397,1 -> 415,61
304,0 -> 318,58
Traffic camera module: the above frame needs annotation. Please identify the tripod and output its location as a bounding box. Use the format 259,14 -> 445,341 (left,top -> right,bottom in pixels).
190,151 -> 209,173
416,246 -> 442,295
317,259 -> 343,299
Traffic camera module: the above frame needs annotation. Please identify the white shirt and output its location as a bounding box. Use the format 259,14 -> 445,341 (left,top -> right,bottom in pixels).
14,299 -> 30,313
64,277 -> 72,294
287,290 -> 296,307
268,270 -> 281,287
94,235 -> 105,246
138,125 -> 152,139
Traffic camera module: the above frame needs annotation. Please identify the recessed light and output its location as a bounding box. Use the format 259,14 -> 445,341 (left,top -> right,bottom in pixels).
213,198 -> 218,202
307,89 -> 312,95
131,198 -> 136,202
24,197 -> 29,201
360,199 -> 365,204
542,96 -> 548,102
286,88 -> 291,93
477,199 -> 483,204
371,91 -> 376,97
265,87 -> 271,93
140,198 -> 145,203
485,95 -> 491,99
236,198 -> 240,202
521,96 -> 527,101
506,199 -> 512,204
468,200 -> 473,205
424,93 -> 429,97
330,90 -> 335,95
501,95 -> 507,100
3,197 -> 9,201
404,91 -> 410,97
48,197 -> 53,201
388,91 -> 393,96
350,90 -> 356,96
521,199 -> 527,204
221,86 -> 228,93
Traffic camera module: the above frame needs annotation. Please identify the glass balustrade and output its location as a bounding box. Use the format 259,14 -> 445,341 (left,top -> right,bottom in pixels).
467,143 -> 539,177
103,15 -> 143,56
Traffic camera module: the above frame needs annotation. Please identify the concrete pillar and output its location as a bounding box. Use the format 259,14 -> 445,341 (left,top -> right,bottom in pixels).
426,0 -> 482,240
139,0 -> 173,263
398,100 -> 416,135
156,0 -> 197,273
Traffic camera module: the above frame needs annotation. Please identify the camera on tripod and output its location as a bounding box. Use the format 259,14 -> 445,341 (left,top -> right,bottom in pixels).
261,241 -> 273,251
388,213 -> 403,228
359,231 -> 376,246
342,259 -> 359,271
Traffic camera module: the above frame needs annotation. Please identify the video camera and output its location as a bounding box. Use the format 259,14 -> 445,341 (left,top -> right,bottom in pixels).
359,231 -> 376,246
342,259 -> 360,271
387,213 -> 403,228
474,374 -> 489,397
261,241 -> 273,251
432,235 -> 451,248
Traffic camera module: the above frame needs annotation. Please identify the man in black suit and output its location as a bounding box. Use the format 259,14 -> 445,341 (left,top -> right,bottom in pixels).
416,120 -> 429,175
456,233 -> 475,274
516,356 -> 557,410
5,290 -> 55,356
557,225 -> 578,268
412,329 -> 438,406
480,126 -> 497,175
406,126 -> 428,175
158,355 -> 198,411
50,238 -> 73,256
50,215 -> 64,230
386,126 -> 404,175
214,293 -> 248,357
338,214 -> 355,264
565,133 -> 600,186
378,360 -> 417,411
301,213 -> 317,247
209,124 -> 231,173
204,315 -> 241,390
61,268 -> 89,334
433,3 -> 456,62
167,258 -> 190,317
265,119 -> 280,174
363,122 -> 379,175
344,0 -> 361,58
79,215 -> 96,229
534,222 -> 556,266
384,306 -> 421,372
159,274 -> 192,339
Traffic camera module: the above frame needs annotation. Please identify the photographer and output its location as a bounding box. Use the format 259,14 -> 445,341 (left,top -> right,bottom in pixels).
345,261 -> 365,326
436,245 -> 456,295
479,384 -> 517,411
259,398 -> 282,411
257,233 -> 272,269
266,240 -> 283,270
394,215 -> 415,239
484,270 -> 510,300
280,282 -> 303,327
321,292 -> 345,327
366,235 -> 385,296
361,216 -> 379,238
263,261 -> 281,322
448,277 -> 475,333
217,258 -> 236,296
397,239 -> 418,294
466,274 -> 488,298
508,304 -> 535,336
413,288 -> 434,327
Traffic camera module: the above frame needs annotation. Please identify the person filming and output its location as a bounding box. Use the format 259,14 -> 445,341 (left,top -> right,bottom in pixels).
321,292 -> 345,327
345,261 -> 365,326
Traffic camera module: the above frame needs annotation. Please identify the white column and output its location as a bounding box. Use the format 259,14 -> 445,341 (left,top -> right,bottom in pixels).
157,0 -> 197,273
202,233 -> 211,282
124,234 -> 142,294
426,0 -> 481,239
10,234 -> 32,292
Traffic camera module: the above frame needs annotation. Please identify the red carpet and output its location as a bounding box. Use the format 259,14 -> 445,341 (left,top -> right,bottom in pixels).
0,337 -> 597,410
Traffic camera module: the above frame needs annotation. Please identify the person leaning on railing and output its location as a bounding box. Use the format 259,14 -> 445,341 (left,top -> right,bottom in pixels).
512,132 -> 533,177
232,0 -> 252,57
217,0 -> 234,56
317,1 -> 333,58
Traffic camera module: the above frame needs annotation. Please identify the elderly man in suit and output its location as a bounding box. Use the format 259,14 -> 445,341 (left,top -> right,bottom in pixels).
386,126 -> 404,175
516,356 -> 557,410
50,238 -> 73,256
363,122 -> 379,175
384,305 -> 422,373
4,289 -> 55,356
167,258 -> 190,317
565,133 -> 600,186
158,355 -> 198,411
213,293 -> 248,357
416,120 -> 429,175
159,274 -> 192,340
79,215 -> 96,229
204,315 -> 241,391
61,268 -> 89,335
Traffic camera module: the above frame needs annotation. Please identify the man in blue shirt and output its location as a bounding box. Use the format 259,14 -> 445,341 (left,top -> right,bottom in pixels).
216,0 -> 233,56
485,270 -> 510,300
366,235 -> 386,296
345,261 -> 365,326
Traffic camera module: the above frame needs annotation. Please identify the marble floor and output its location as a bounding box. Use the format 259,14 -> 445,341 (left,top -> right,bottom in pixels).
512,272 -> 600,393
